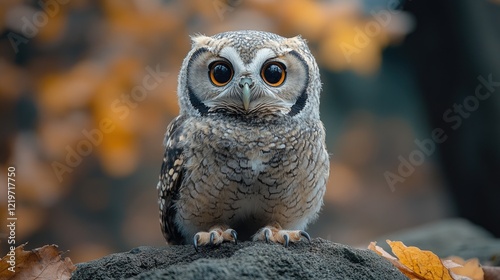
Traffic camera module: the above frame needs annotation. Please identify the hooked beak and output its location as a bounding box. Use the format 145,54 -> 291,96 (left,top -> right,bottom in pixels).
239,77 -> 253,111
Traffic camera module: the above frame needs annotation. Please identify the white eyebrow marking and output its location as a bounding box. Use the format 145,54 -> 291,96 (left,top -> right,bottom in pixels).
247,48 -> 276,70
218,47 -> 277,75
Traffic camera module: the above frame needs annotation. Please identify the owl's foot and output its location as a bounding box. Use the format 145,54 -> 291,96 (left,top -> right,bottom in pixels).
252,223 -> 311,247
193,226 -> 237,251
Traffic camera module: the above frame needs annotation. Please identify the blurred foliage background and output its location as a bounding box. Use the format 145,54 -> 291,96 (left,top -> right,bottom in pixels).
0,0 -> 499,263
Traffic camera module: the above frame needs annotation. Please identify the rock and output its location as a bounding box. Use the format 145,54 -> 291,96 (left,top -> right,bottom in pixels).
72,238 -> 406,279
376,218 -> 500,264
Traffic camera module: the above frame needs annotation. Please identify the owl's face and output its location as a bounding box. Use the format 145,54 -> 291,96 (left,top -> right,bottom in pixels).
177,30 -> 321,120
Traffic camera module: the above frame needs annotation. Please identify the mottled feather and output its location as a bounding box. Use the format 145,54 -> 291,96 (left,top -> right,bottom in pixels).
157,115 -> 187,244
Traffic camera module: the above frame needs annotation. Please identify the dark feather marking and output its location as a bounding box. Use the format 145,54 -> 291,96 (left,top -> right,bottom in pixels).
188,88 -> 210,116
159,115 -> 187,245
288,50 -> 309,117
186,48 -> 210,115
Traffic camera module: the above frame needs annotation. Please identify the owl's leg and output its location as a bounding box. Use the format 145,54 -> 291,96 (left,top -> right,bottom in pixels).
193,225 -> 237,251
252,222 -> 311,247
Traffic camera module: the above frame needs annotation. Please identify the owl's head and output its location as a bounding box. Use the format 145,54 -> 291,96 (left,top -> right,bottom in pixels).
177,30 -> 321,121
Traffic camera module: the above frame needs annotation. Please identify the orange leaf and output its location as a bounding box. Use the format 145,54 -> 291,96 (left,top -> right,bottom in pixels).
368,241 -> 426,279
387,240 -> 453,280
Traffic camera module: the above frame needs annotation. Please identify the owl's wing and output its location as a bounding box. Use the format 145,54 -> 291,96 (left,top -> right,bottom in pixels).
157,115 -> 187,244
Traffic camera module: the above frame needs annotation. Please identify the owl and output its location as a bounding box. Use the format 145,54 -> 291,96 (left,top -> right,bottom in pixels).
157,30 -> 329,249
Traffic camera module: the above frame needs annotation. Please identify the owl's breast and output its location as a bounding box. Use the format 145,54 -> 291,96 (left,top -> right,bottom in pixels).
187,116 -> 316,189
214,134 -> 275,187
176,116 -> 329,238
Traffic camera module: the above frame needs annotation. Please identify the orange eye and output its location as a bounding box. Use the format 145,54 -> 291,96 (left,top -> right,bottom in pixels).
209,61 -> 233,86
261,62 -> 286,86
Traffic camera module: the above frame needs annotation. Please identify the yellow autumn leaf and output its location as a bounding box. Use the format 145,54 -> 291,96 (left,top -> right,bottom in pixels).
368,241 -> 472,280
387,240 -> 454,280
368,241 -> 427,280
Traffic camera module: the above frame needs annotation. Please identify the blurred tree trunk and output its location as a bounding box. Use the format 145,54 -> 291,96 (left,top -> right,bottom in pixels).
405,0 -> 500,236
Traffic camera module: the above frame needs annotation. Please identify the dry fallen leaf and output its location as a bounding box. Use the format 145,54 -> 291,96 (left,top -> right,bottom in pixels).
0,243 -> 76,280
368,240 -> 500,280
368,241 -> 424,279
369,240 -> 458,279
387,240 -> 454,280
443,256 -> 484,280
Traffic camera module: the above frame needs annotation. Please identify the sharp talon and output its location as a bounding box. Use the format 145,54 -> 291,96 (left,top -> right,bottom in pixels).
283,233 -> 289,248
300,231 -> 311,243
231,230 -> 238,245
264,228 -> 271,243
193,234 -> 199,252
209,232 -> 216,245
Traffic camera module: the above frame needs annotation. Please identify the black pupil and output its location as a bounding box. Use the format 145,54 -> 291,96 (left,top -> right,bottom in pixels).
213,64 -> 231,84
264,64 -> 283,84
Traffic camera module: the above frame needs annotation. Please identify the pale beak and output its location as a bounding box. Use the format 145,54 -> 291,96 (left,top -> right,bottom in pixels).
239,77 -> 253,111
